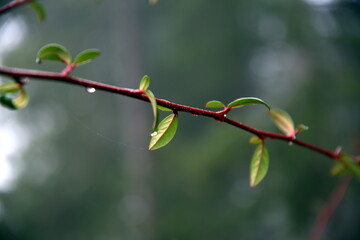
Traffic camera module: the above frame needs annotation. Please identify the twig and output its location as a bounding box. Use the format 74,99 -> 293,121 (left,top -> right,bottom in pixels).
309,176 -> 351,240
0,0 -> 33,14
0,65 -> 341,160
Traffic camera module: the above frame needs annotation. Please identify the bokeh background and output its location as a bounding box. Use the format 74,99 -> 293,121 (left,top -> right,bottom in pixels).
1,0 -> 360,239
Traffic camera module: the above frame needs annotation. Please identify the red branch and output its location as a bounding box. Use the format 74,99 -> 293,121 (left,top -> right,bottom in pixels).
0,0 -> 33,14
309,176 -> 351,240
0,66 -> 342,160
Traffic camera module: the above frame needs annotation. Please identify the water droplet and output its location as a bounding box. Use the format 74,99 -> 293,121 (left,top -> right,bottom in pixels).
224,114 -> 227,117
288,141 -> 293,146
150,131 -> 158,137
36,58 -> 41,64
86,87 -> 96,93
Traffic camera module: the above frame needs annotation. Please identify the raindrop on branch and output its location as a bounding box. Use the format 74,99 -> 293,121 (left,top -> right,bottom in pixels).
86,87 -> 96,93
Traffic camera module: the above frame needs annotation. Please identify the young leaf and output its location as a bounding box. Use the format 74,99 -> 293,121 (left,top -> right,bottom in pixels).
144,89 -> 158,131
296,124 -> 309,133
30,2 -> 46,21
249,136 -> 262,144
0,89 -> 29,110
268,109 -> 295,135
338,154 -> 360,179
0,81 -> 21,93
73,49 -> 101,65
227,97 -> 270,110
205,100 -> 225,108
330,161 -> 350,177
13,89 -> 29,109
149,113 -> 178,150
36,43 -> 72,65
157,105 -> 172,111
139,75 -> 150,91
250,141 -> 269,187
155,99 -> 173,111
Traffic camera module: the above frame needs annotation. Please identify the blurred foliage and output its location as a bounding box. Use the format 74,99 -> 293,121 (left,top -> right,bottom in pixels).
0,0 -> 360,240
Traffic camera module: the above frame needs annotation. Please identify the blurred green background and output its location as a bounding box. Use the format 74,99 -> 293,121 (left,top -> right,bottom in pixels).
0,0 -> 360,239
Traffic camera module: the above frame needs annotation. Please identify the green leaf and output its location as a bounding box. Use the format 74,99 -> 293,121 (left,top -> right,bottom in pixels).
144,89 -> 158,131
73,49 -> 101,65
30,2 -> 46,21
0,89 -> 29,110
139,75 -> 150,91
13,89 -> 29,109
157,105 -> 172,111
0,81 -> 21,93
249,136 -> 262,144
149,113 -> 178,150
227,97 -> 270,110
337,154 -> 360,179
36,43 -> 72,65
205,100 -> 225,108
268,109 -> 295,135
0,95 -> 15,109
330,161 -> 350,177
156,99 -> 172,112
250,141 -> 269,187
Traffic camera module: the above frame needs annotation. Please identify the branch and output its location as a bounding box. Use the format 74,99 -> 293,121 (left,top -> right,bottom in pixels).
309,176 -> 351,240
0,0 -> 33,14
0,65 -> 341,160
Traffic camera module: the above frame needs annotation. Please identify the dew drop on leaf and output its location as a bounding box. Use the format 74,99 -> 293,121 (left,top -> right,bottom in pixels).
86,87 -> 96,93
150,131 -> 158,137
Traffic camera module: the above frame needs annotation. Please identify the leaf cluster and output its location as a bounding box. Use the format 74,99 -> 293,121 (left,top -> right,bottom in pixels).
206,97 -> 270,110
137,75 -> 178,151
0,81 -> 29,110
36,43 -> 100,67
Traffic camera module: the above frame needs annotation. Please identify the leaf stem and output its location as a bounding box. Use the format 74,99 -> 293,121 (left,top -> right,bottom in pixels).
0,65 -> 343,161
60,64 -> 76,76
